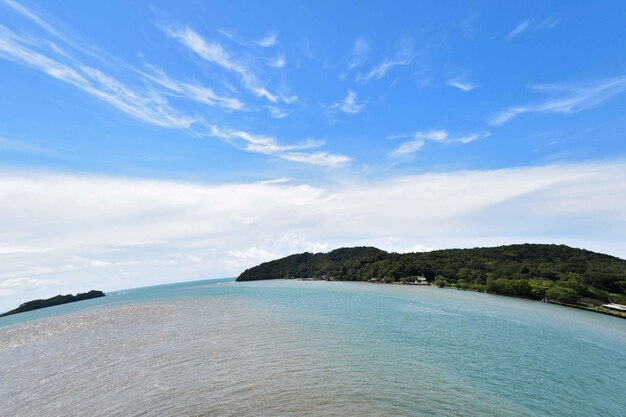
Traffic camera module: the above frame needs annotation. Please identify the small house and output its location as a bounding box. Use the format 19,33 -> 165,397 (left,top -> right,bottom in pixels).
415,276 -> 429,285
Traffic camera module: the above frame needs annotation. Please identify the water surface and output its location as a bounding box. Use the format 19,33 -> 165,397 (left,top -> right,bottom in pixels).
1,279 -> 624,416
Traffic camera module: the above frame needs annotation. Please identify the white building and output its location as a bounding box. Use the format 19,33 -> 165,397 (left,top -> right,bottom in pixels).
602,303 -> 626,312
415,276 -> 429,285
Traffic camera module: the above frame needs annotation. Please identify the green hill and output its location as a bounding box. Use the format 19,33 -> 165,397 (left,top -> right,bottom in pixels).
237,244 -> 626,305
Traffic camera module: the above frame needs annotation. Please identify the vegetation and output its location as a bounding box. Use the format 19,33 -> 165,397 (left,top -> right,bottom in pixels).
0,290 -> 105,317
237,244 -> 626,305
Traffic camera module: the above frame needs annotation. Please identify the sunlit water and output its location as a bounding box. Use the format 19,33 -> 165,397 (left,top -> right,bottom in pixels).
1,279 -> 625,416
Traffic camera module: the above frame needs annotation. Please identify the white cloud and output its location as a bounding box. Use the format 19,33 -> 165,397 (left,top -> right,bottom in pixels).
229,246 -> 277,261
165,26 -> 293,103
0,245 -> 54,255
0,17 -> 341,167
164,26 -> 241,72
207,125 -> 324,155
1,162 -> 625,308
410,244 -> 434,253
267,52 -> 286,68
275,232 -> 329,253
389,129 -> 485,157
252,86 -> 297,104
1,0 -> 64,40
389,139 -> 425,158
0,277 -> 58,294
266,105 -> 288,119
344,38 -> 369,75
255,31 -> 278,48
398,244 -> 435,254
0,26 -> 196,129
358,43 -> 413,82
279,151 -> 352,167
490,76 -> 626,125
507,17 -> 560,39
138,65 -> 244,111
507,19 -> 532,39
332,89 -> 365,114
205,125 -> 349,167
256,178 -> 289,185
447,78 -> 479,92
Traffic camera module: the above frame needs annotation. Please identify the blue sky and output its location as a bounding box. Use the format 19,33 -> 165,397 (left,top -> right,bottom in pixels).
2,0 -> 626,179
1,0 -> 625,307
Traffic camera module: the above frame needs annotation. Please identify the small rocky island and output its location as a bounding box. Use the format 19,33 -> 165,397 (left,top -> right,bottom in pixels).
0,290 -> 105,317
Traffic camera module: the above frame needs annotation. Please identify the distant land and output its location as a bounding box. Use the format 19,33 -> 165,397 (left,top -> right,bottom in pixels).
237,244 -> 626,318
0,290 -> 105,317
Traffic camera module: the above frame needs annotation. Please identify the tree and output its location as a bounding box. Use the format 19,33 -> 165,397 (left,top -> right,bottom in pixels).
545,286 -> 581,304
433,276 -> 446,288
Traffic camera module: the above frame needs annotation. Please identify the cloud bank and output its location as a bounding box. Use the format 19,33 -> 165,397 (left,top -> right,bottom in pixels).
1,161 -> 625,309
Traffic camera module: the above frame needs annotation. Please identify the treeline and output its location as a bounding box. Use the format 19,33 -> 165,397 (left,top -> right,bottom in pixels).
237,244 -> 626,304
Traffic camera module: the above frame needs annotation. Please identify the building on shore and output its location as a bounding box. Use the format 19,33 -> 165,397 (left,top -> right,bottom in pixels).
415,276 -> 429,285
602,303 -> 626,312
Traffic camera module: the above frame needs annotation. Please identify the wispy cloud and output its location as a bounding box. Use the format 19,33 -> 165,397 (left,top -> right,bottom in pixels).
332,90 -> 365,114
357,42 -> 413,82
506,17 -> 560,39
217,29 -> 278,50
279,151 -> 352,167
349,39 -> 369,69
266,105 -> 288,119
207,125 -> 324,155
0,6 -> 343,168
0,136 -> 59,156
0,277 -> 58,293
164,26 -> 294,103
255,31 -> 278,48
447,77 -> 479,92
252,86 -> 297,104
388,139 -> 426,158
164,26 -> 246,76
342,38 -> 369,76
206,124 -> 350,166
266,52 -> 286,68
1,0 -> 64,41
138,65 -> 244,111
0,244 -> 54,255
460,14 -> 477,40
490,76 -> 626,125
0,25 -> 196,129
389,129 -> 486,157
256,177 -> 289,185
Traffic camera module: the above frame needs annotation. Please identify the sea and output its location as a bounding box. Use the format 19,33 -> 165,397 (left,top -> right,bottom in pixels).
1,278 -> 625,417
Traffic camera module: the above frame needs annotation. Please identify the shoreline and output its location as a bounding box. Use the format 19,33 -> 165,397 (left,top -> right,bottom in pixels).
292,278 -> 626,320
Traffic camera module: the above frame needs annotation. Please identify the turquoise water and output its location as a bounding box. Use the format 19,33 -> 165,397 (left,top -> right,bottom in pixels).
0,278 -> 236,328
1,279 -> 625,416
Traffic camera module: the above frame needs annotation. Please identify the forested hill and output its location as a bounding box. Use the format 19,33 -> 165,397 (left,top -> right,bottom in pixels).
237,244 -> 626,304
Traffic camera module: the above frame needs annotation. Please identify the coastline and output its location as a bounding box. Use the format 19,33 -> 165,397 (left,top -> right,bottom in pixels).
294,278 -> 626,320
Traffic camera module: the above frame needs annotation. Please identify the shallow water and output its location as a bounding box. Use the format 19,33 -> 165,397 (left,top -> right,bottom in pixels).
1,279 -> 625,416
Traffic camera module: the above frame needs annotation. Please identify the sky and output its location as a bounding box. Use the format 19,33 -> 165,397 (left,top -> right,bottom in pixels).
1,0 -> 626,309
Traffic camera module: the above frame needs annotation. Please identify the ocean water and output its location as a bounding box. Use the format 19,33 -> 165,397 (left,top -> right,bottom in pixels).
1,279 -> 625,416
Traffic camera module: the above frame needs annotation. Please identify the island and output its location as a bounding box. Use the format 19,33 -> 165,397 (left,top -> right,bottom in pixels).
237,244 -> 626,318
0,290 -> 106,317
